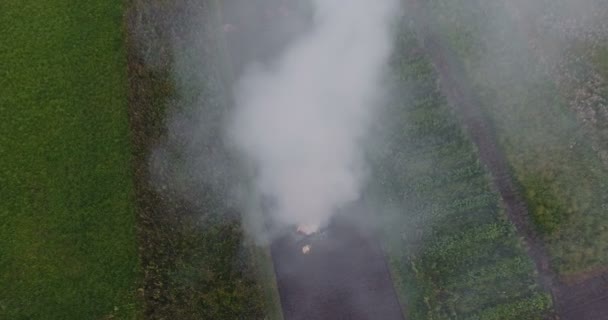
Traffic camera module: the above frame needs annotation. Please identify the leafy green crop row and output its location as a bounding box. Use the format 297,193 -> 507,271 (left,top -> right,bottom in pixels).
367,18 -> 552,319
423,0 -> 608,277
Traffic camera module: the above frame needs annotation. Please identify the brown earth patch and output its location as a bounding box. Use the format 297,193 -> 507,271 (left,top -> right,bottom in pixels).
271,215 -> 405,320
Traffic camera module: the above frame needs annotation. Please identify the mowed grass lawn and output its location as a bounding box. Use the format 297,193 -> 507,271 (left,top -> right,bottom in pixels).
0,1 -> 138,319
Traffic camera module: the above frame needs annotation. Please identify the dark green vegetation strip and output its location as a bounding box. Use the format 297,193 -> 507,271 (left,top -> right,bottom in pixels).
423,0 -> 608,277
0,1 -> 137,319
125,0 -> 278,318
368,18 -> 552,319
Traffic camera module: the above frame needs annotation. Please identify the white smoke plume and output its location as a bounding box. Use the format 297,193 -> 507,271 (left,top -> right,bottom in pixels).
229,0 -> 399,237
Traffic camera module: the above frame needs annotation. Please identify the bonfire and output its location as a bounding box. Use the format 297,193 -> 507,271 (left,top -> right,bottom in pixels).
296,224 -> 322,255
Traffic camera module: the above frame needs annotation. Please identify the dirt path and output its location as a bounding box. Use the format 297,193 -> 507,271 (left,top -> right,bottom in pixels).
220,2 -> 405,318
403,1 -> 608,318
271,215 -> 405,320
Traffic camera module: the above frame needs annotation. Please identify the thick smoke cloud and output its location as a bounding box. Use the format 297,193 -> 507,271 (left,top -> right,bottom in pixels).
229,0 -> 398,236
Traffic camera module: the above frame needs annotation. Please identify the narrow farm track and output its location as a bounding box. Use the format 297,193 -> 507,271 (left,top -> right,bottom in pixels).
219,1 -> 405,318
271,216 -> 405,320
405,1 -> 608,319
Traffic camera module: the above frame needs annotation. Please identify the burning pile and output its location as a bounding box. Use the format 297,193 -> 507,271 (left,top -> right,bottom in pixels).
296,224 -> 323,255
296,224 -> 319,236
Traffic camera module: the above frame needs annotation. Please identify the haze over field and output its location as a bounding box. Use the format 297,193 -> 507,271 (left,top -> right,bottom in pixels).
228,0 -> 399,239
151,0 -> 608,246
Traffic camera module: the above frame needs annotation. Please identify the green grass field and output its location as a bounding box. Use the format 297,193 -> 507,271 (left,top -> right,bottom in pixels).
0,1 -> 138,318
368,20 -> 552,319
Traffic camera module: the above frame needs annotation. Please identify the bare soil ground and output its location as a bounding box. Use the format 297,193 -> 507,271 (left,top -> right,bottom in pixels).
271,215 -> 405,320
405,1 -> 608,318
556,273 -> 608,320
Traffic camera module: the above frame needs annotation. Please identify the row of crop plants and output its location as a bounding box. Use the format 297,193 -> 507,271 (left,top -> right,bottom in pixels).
419,0 -> 608,278
366,17 -> 552,319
